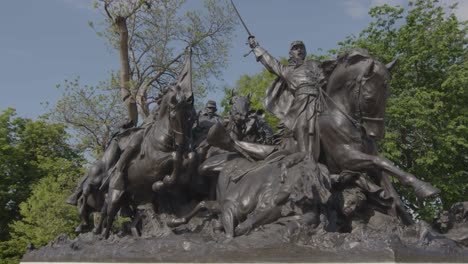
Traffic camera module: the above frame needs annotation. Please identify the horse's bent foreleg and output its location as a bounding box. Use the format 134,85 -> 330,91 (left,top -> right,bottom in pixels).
343,150 -> 440,199
164,150 -> 182,185
179,151 -> 197,185
152,150 -> 182,192
167,200 -> 220,227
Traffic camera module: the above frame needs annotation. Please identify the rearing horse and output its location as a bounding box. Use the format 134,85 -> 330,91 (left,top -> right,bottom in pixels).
104,84 -> 195,238
319,49 -> 440,204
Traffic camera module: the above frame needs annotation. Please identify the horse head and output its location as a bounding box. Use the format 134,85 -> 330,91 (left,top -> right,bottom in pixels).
159,84 -> 194,149
327,49 -> 396,140
228,90 -> 252,138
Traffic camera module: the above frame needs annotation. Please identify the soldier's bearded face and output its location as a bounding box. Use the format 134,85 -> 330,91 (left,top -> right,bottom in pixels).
290,46 -> 306,61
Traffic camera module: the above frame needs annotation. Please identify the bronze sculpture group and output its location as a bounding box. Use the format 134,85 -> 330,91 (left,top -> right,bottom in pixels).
66,37 -> 442,241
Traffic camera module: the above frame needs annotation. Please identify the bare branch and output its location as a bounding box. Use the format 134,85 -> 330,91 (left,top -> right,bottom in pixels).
103,0 -> 114,20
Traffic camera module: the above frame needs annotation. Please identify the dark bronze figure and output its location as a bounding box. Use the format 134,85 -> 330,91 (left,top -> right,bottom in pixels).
103,83 -> 195,238
169,151 -> 331,238
193,100 -> 223,149
249,37 -> 325,161
36,5 -> 464,260
169,48 -> 440,239
65,119 -> 142,234
316,49 -> 439,201
433,202 -> 468,246
244,109 -> 274,145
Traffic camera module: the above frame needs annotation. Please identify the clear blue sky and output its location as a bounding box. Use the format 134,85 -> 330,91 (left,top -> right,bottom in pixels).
0,0 -> 466,118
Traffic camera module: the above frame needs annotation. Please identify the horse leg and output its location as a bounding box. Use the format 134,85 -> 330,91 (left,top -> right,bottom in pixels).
163,150 -> 182,185
152,150 -> 182,191
167,200 -> 220,227
380,171 -> 414,225
220,200 -> 239,238
94,200 -> 107,234
235,206 -> 282,237
103,188 -> 124,239
179,151 -> 197,185
344,150 -> 440,199
75,194 -> 91,233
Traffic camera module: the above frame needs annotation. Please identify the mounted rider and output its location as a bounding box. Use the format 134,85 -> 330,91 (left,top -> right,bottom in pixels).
248,38 -> 326,161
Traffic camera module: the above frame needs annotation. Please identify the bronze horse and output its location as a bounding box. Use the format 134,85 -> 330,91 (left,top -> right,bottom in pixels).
318,49 -> 439,203
103,84 -> 195,238
168,49 -> 440,237
66,126 -> 144,234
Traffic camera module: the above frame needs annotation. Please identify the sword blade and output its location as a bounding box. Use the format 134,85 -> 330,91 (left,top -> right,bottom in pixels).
230,0 -> 253,36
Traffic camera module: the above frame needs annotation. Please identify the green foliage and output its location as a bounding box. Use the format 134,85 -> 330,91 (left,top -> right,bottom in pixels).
0,160 -> 83,263
336,0 -> 467,218
0,108 -> 83,262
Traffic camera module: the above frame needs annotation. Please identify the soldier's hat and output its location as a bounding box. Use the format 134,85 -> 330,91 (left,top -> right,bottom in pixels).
290,40 -> 305,50
206,100 -> 217,109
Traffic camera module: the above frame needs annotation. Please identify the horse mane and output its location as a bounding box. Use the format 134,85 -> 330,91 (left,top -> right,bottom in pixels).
337,48 -> 370,64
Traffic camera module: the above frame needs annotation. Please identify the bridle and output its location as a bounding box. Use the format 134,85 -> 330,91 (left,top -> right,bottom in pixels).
152,90 -> 191,150
355,70 -> 385,127
322,60 -> 385,130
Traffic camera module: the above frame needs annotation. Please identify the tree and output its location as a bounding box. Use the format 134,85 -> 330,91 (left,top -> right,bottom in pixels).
0,159 -> 83,263
335,0 -> 467,217
0,108 -> 84,262
94,0 -> 238,125
49,76 -> 127,154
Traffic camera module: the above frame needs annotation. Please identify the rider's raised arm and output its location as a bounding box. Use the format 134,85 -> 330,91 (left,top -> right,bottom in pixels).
249,37 -> 289,80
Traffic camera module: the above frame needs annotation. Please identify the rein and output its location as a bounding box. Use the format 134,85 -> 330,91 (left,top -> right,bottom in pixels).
150,99 -> 190,151
321,89 -> 361,130
322,69 -> 384,130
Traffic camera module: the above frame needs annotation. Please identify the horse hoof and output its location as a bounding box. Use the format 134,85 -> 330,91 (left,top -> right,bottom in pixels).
152,181 -> 164,192
415,183 -> 440,199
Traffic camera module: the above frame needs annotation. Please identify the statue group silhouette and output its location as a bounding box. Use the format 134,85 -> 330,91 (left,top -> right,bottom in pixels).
66,41 -> 440,240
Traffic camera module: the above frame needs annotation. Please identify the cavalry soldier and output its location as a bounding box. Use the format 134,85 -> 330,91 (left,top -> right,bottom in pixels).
198,101 -> 222,133
248,37 -> 325,161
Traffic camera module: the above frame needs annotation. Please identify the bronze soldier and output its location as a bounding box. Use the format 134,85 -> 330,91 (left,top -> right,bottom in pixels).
248,37 -> 325,161
195,101 -> 222,141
